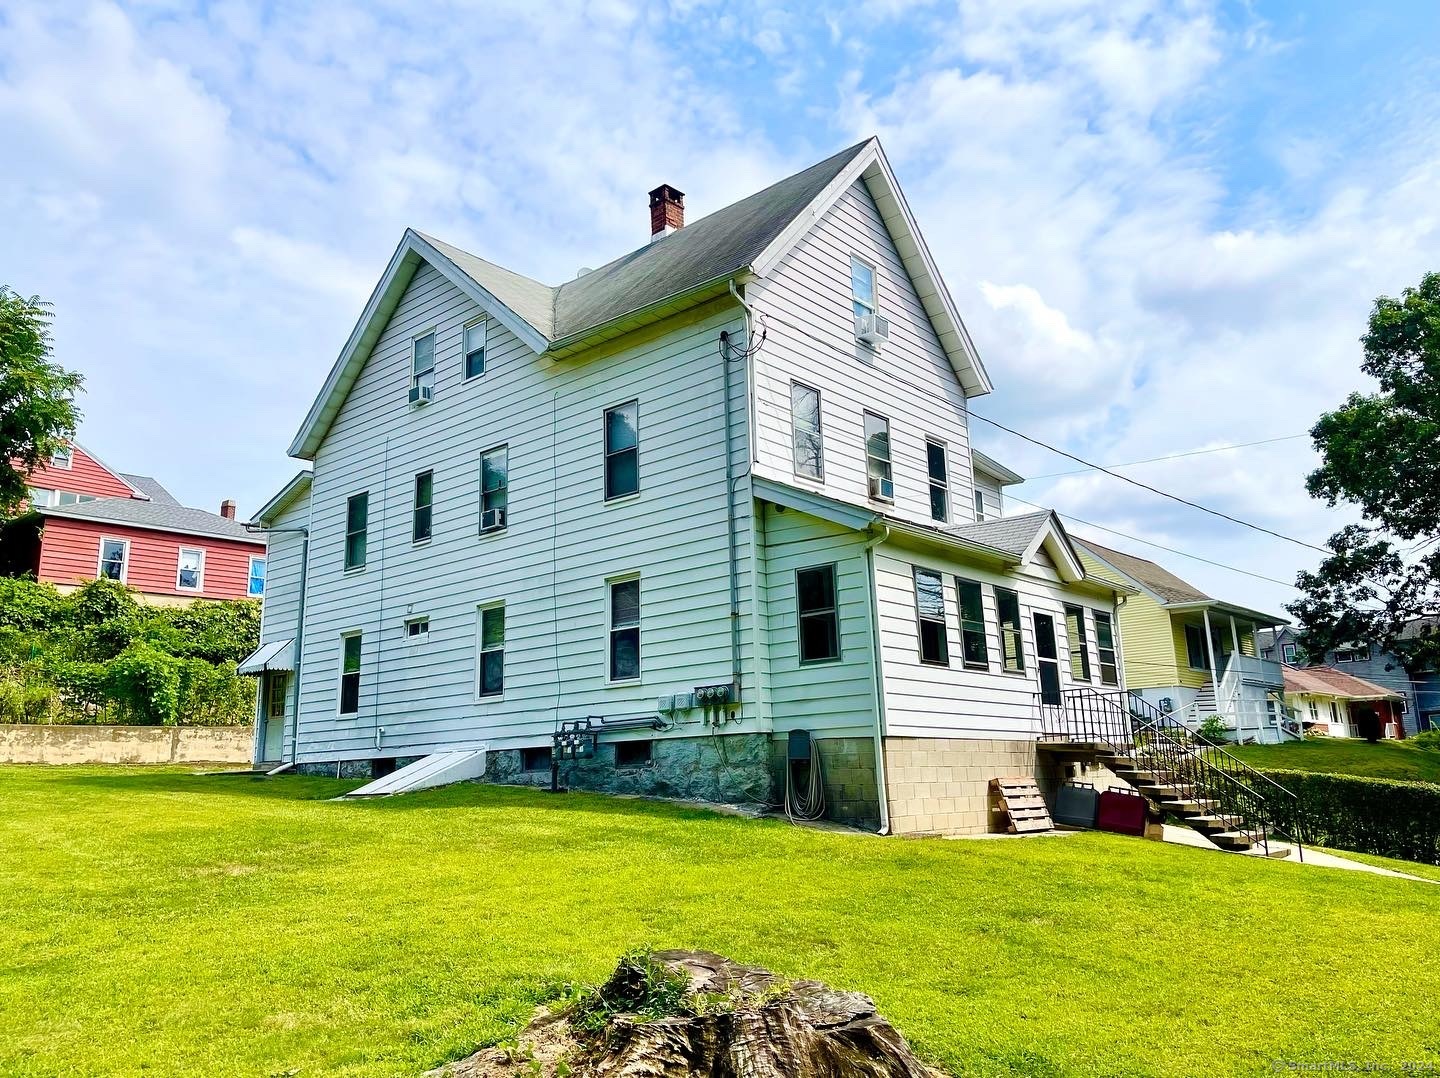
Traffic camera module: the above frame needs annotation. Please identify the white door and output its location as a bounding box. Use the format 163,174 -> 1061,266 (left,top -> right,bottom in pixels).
262,673 -> 286,762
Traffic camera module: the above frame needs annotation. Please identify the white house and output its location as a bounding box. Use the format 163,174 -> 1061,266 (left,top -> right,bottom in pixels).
242,138 -> 1133,835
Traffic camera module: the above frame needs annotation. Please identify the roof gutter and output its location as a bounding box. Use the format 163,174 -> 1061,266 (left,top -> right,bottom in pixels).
545,271 -> 753,358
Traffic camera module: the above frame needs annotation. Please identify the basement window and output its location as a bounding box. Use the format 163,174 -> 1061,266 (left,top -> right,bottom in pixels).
614,739 -> 653,768
521,746 -> 552,772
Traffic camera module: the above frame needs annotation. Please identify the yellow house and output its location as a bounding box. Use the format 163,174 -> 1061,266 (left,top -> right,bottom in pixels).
1074,539 -> 1294,743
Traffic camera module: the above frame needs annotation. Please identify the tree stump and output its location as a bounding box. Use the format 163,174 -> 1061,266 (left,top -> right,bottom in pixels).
429,950 -> 945,1078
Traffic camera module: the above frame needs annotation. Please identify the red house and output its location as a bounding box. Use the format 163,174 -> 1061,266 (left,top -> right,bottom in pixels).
10,442 -> 265,604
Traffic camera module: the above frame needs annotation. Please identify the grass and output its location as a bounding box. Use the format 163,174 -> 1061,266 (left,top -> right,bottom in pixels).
1224,737 -> 1440,784
1,767 -> 1437,1078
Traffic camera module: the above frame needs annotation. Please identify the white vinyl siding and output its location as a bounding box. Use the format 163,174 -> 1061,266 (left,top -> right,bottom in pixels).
749,178 -> 976,526
294,262 -> 754,762
973,472 -> 1003,522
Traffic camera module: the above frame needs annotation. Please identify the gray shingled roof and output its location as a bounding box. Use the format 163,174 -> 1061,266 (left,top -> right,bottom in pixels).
942,509 -> 1053,557
38,497 -> 263,544
118,473 -> 179,506
421,140 -> 870,346
1075,538 -> 1210,604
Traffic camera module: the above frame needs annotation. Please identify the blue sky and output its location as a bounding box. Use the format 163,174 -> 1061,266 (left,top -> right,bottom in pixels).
3,0 -> 1438,616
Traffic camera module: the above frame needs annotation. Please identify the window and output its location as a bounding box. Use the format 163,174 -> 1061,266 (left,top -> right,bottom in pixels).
344,492 -> 368,570
248,556 -> 266,597
850,255 -> 876,321
796,565 -> 840,664
50,446 -> 73,469
463,318 -> 487,379
608,577 -> 641,681
176,548 -> 205,592
97,538 -> 128,582
411,331 -> 435,398
1184,624 -> 1211,670
405,617 -> 430,640
995,586 -> 1024,673
57,491 -> 80,505
615,739 -> 652,768
1261,647 -> 1274,660
1282,642 -> 1297,664
1308,700 -> 1321,725
914,568 -> 949,666
477,604 -> 504,697
1064,605 -> 1091,682
927,439 -> 949,522
1334,646 -> 1367,663
522,746 -> 552,772
604,401 -> 640,500
267,674 -> 287,719
973,489 -> 987,522
481,446 -> 508,531
339,633 -> 362,715
790,382 -> 824,480
957,578 -> 988,670
1094,611 -> 1119,686
28,487 -> 54,507
412,470 -> 433,543
864,411 -> 892,501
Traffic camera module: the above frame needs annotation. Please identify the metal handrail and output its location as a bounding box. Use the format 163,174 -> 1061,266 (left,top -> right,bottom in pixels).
1041,687 -> 1306,859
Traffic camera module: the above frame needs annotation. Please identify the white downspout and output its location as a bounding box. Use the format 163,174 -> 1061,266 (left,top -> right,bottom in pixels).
864,522 -> 892,835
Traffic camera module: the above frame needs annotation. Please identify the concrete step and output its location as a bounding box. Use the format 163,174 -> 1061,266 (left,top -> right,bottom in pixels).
1161,799 -> 1203,816
1188,815 -> 1230,833
1211,831 -> 1255,851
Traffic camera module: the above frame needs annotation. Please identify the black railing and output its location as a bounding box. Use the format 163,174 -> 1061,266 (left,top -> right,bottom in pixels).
1040,687 -> 1306,860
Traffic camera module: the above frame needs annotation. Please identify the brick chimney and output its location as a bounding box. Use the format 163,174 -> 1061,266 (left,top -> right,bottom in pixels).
220,499 -> 237,520
649,184 -> 684,242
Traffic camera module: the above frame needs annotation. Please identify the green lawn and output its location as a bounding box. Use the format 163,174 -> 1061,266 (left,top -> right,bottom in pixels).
2,767 -> 1437,1078
1225,737 -> 1440,784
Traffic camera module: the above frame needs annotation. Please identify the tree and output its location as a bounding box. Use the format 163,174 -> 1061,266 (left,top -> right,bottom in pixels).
1289,271 -> 1440,670
0,288 -> 83,519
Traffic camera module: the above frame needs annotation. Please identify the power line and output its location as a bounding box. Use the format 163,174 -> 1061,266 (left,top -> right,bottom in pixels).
1024,434 -> 1308,480
1007,492 -> 1299,591
966,409 -> 1333,555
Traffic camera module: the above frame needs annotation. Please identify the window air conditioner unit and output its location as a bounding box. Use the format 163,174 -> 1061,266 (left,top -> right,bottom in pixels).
481,507 -> 507,532
855,313 -> 891,346
868,475 -> 894,502
408,384 -> 434,405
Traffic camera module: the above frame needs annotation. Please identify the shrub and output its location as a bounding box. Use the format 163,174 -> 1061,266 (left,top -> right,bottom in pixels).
0,577 -> 63,632
175,658 -> 252,726
1195,715 -> 1230,746
1410,728 -> 1440,751
61,578 -> 140,628
1259,768 -> 1440,866
105,644 -> 182,726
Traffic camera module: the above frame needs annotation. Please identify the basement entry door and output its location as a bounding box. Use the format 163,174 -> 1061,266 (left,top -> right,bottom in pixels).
1033,613 -> 1063,707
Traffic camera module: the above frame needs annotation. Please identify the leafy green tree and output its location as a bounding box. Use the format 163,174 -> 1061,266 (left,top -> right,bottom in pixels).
1290,271 -> 1440,669
0,288 -> 83,519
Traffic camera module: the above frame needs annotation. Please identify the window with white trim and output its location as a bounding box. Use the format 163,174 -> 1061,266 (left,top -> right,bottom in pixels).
864,411 -> 892,502
995,586 -> 1025,673
1334,645 -> 1368,663
339,633 -> 362,715
914,568 -> 949,666
956,577 -> 988,670
98,538 -> 128,582
477,604 -> 504,698
411,331 -> 436,399
796,565 -> 839,664
604,401 -> 640,500
28,487 -> 54,507
405,617 -> 430,640
927,439 -> 949,522
850,256 -> 876,321
974,489 -> 987,522
1282,642 -> 1297,664
463,318 -> 487,379
1094,611 -> 1119,686
1064,604 -> 1091,682
608,577 -> 641,681
176,548 -> 205,592
50,446 -> 73,469
248,556 -> 266,597
481,446 -> 508,532
790,382 -> 823,480
413,470 -> 433,543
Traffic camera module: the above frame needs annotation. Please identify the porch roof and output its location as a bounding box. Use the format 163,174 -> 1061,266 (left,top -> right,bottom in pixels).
1282,665 -> 1401,701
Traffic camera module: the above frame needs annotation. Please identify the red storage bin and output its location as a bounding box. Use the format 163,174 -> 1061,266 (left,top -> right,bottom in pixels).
1096,789 -> 1148,836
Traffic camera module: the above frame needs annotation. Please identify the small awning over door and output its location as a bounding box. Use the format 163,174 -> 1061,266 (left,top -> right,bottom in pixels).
237,639 -> 295,676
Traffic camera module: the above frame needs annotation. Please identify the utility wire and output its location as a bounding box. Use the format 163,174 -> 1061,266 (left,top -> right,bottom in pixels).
758,309 -> 1334,556
1006,492 -> 1300,590
1023,434 -> 1308,480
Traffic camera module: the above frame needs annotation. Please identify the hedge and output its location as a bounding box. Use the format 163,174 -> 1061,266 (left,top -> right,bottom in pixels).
1259,768 -> 1440,866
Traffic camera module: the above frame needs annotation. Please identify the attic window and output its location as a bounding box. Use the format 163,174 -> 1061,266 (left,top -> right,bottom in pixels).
851,256 -> 876,321
464,318 -> 487,380
50,446 -> 73,469
411,332 -> 436,401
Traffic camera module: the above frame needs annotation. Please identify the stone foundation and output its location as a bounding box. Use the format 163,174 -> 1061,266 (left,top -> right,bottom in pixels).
883,736 -> 1043,836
